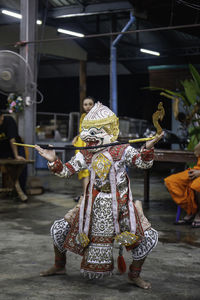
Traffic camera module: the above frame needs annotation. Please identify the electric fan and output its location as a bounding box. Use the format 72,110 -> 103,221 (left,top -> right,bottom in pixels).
0,50 -> 35,95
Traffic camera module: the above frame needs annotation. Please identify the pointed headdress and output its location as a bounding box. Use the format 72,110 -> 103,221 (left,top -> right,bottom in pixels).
81,102 -> 119,142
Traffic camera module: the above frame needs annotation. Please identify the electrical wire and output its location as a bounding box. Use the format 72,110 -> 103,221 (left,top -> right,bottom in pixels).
177,0 -> 200,10
36,88 -> 44,104
1,22 -> 199,49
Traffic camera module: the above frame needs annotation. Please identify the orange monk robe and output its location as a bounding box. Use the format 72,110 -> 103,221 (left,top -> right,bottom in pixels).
164,157 -> 200,215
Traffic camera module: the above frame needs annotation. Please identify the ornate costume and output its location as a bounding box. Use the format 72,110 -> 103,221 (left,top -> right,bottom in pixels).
46,103 -> 157,278
47,102 -> 158,280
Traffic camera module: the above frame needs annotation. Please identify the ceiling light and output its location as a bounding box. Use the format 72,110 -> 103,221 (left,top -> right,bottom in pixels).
57,13 -> 93,18
2,9 -> 21,19
1,9 -> 42,25
140,48 -> 160,56
57,28 -> 84,38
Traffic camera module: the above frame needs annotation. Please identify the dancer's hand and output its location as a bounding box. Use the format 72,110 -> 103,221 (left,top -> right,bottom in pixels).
35,145 -> 57,162
145,131 -> 164,149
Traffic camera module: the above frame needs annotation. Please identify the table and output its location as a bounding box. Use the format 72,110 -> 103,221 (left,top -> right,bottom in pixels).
144,149 -> 197,202
0,159 -> 34,202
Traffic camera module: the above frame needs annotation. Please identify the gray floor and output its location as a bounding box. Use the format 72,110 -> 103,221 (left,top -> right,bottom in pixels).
0,167 -> 200,300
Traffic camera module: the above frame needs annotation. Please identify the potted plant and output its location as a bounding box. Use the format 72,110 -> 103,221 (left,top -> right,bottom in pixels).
147,64 -> 200,150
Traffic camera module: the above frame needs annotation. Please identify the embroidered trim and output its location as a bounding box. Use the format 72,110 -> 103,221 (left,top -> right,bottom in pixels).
51,218 -> 70,253
65,162 -> 76,175
128,266 -> 141,278
131,228 -> 158,260
82,114 -> 118,128
80,149 -> 93,164
55,256 -> 66,268
91,236 -> 113,243
141,148 -> 154,161
81,247 -> 114,274
81,144 -> 129,164
82,152 -> 100,235
80,269 -> 113,279
133,202 -> 144,236
132,153 -> 140,164
104,151 -> 120,234
48,159 -> 63,173
64,208 -> 85,256
109,144 -> 129,161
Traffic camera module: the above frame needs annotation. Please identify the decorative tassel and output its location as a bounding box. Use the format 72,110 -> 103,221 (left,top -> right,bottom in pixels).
117,245 -> 126,274
77,233 -> 90,248
114,231 -> 139,246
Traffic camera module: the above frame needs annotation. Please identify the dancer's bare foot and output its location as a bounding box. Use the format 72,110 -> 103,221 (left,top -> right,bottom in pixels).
40,266 -> 66,276
129,276 -> 151,289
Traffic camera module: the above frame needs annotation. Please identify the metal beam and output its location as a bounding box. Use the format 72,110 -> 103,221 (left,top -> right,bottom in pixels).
48,1 -> 133,18
110,12 -> 135,115
18,0 -> 38,175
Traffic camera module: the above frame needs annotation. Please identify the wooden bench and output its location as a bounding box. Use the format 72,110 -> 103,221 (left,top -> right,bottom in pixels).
0,159 -> 34,202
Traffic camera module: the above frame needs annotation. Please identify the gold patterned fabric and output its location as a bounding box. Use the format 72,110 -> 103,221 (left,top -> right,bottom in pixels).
114,231 -> 140,247
91,153 -> 112,180
82,114 -> 117,128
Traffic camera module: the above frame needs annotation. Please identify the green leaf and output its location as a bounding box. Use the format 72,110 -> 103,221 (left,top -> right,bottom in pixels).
144,86 -> 182,98
187,135 -> 199,151
178,91 -> 190,106
181,79 -> 198,105
188,126 -> 200,136
142,86 -> 166,91
189,64 -> 200,92
187,125 -> 200,151
143,85 -> 190,106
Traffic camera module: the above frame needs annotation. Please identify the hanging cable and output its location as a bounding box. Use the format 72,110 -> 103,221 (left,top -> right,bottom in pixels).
4,22 -> 200,49
177,0 -> 200,10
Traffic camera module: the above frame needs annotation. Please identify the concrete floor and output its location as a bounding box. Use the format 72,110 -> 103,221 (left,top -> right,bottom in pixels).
0,167 -> 200,300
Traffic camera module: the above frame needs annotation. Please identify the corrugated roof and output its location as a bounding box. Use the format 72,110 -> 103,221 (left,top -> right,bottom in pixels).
0,0 -> 200,76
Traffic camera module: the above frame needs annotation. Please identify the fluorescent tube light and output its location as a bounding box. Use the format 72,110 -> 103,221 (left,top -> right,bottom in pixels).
140,48 -> 160,56
57,12 -> 93,18
2,9 -> 42,25
2,9 -> 21,19
57,28 -> 84,37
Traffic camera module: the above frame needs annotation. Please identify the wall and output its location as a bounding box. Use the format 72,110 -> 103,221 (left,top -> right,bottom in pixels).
0,73 -> 172,131
37,74 -> 171,130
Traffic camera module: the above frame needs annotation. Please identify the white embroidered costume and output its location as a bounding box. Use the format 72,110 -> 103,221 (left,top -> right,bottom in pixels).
48,103 -> 158,278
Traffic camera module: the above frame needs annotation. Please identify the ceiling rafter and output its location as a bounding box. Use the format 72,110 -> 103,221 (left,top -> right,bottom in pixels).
47,1 -> 134,18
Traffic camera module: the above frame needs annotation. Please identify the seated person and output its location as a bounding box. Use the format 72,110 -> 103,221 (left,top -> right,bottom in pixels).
0,110 -> 27,192
164,142 -> 200,228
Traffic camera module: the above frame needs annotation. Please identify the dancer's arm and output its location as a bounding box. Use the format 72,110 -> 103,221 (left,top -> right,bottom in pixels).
35,145 -> 87,178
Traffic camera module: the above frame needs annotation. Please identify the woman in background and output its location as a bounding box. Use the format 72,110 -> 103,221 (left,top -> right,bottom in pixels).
72,97 -> 95,201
